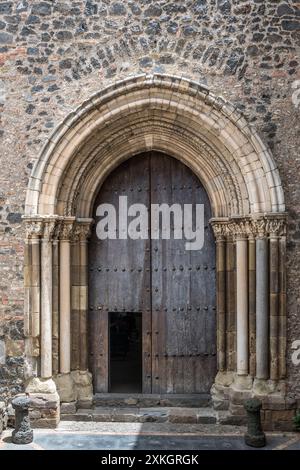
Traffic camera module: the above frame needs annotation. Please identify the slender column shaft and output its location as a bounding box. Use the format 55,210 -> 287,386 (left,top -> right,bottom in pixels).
41,236 -> 53,378
226,237 -> 236,371
79,238 -> 89,370
31,238 -> 41,339
256,237 -> 269,379
24,239 -> 32,338
248,236 -> 256,377
279,236 -> 287,379
216,237 -> 226,371
71,238 -> 80,370
269,235 -> 279,380
52,239 -> 59,375
60,239 -> 71,373
236,238 -> 248,375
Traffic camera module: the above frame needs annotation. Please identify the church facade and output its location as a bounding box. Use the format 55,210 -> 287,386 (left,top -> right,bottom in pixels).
0,1 -> 299,431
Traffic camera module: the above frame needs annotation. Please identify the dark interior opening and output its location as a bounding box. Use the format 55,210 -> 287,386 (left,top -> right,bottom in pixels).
109,312 -> 142,393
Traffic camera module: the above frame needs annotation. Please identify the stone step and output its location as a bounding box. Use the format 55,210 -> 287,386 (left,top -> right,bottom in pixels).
92,393 -> 211,408
61,406 -> 217,424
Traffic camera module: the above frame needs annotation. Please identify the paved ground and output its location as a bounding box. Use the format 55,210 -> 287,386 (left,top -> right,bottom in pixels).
1,422 -> 300,450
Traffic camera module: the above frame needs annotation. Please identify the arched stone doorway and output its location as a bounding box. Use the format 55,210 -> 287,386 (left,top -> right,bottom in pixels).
89,151 -> 216,395
23,74 -> 287,426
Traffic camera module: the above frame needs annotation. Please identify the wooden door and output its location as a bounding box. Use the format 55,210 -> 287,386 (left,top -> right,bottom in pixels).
88,152 -> 216,394
89,155 -> 152,392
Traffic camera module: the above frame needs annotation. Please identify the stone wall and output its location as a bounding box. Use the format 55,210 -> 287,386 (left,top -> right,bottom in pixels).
0,0 -> 299,405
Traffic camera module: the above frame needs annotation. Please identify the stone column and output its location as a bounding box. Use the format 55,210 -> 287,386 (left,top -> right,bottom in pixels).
52,224 -> 60,376
214,227 -> 226,372
41,218 -> 57,379
235,224 -> 248,376
269,222 -> 280,381
248,232 -> 256,377
77,220 -> 92,371
70,226 -> 81,370
279,232 -> 287,379
226,235 -> 236,371
216,236 -> 226,371
59,218 -> 75,374
255,222 -> 269,380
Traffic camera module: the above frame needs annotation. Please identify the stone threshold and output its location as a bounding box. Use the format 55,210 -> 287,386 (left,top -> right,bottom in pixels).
61,406 -> 217,424
92,393 -> 211,408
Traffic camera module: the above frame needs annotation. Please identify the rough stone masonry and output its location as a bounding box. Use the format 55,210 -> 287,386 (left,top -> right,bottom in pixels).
0,0 -> 299,430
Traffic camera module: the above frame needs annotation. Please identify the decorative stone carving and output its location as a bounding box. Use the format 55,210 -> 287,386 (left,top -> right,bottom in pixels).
267,218 -> 286,237
244,398 -> 266,448
228,219 -> 252,240
42,218 -> 58,241
11,395 -> 33,444
211,221 -> 229,241
210,216 -> 287,241
71,220 -> 93,243
59,217 -> 75,241
24,219 -> 44,239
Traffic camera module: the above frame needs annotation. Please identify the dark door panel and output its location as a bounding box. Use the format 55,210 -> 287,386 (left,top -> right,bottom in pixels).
88,152 -> 216,394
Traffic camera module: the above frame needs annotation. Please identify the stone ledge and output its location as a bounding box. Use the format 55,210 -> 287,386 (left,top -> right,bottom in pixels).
60,406 -> 218,424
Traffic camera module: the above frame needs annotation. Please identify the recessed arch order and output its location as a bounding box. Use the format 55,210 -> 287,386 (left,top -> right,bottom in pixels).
25,73 -> 285,220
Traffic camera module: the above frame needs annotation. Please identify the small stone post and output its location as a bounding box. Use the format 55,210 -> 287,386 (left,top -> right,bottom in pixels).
12,396 -> 33,444
244,398 -> 266,448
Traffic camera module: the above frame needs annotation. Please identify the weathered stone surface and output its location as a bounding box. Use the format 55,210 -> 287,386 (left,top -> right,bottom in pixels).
71,370 -> 93,402
0,401 -> 6,435
0,0 -> 299,434
60,401 -> 77,415
54,373 -> 76,402
11,395 -> 33,444
244,399 -> 266,448
25,377 -> 56,394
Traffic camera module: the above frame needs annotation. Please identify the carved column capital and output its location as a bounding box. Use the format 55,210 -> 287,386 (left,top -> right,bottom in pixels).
73,218 -> 94,243
24,218 -> 44,240
211,221 -> 229,241
267,218 -> 286,238
228,219 -> 251,241
42,217 -> 59,241
251,219 -> 268,239
59,217 -> 76,241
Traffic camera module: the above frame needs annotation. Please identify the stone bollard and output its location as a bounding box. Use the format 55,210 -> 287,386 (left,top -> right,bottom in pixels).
11,395 -> 33,445
244,398 -> 266,448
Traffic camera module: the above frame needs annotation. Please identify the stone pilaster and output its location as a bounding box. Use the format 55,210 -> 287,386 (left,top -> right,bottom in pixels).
23,217 -> 44,377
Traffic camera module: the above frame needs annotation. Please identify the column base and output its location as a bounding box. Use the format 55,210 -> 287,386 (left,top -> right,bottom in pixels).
53,370 -> 93,408
211,373 -> 296,430
24,377 -> 60,428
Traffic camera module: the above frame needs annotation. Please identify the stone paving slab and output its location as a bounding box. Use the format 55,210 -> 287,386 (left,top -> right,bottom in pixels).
1,422 -> 300,450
